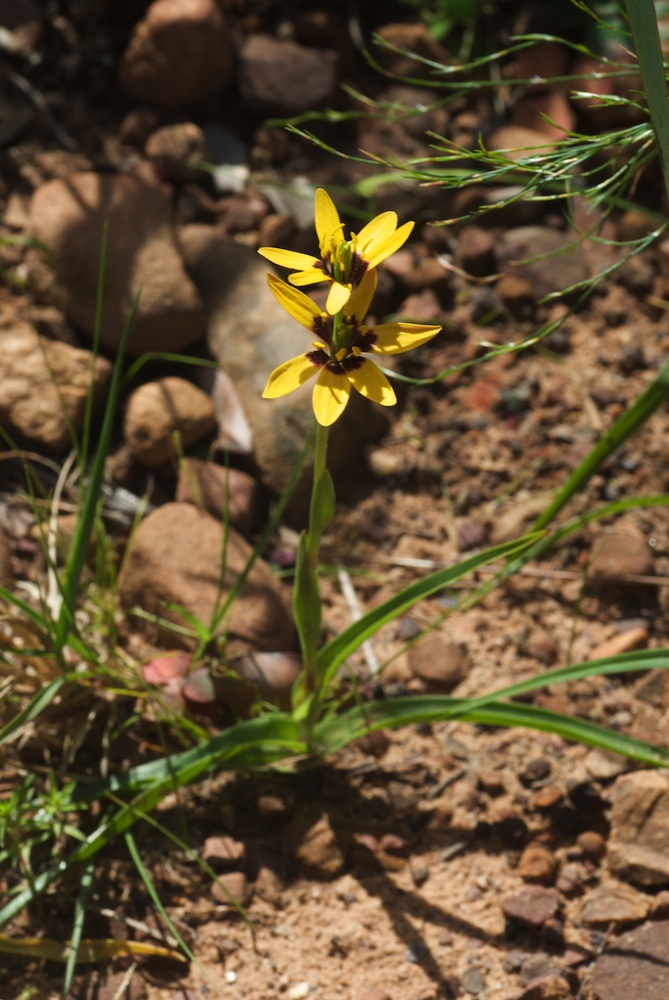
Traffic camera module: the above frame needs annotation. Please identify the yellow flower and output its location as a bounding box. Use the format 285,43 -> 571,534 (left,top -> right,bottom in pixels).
258,188 -> 414,315
262,272 -> 441,426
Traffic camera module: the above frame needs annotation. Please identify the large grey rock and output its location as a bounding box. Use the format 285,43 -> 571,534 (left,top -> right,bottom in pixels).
118,502 -> 296,655
119,0 -> 234,109
0,324 -> 112,451
608,771 -> 669,886
30,172 -> 204,357
179,226 -> 389,515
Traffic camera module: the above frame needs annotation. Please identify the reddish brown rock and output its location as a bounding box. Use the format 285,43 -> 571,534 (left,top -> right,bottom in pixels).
287,812 -> 348,878
202,836 -> 246,869
580,879 -> 650,927
30,173 -> 204,357
608,771 -> 669,886
124,378 -> 217,469
119,0 -> 234,108
590,532 -> 654,581
211,871 -> 252,907
238,35 -> 339,117
0,324 -> 111,451
517,975 -> 572,1000
501,887 -> 560,929
373,22 -> 447,79
518,842 -> 559,886
176,458 -> 262,533
118,502 -> 296,655
145,122 -> 208,182
589,921 -> 669,999
0,530 -> 12,588
408,635 -> 470,690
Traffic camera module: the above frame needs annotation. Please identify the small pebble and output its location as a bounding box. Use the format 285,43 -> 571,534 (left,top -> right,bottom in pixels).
576,830 -> 606,863
519,758 -> 552,787
518,842 -> 558,885
286,983 -> 311,1000
461,965 -> 486,996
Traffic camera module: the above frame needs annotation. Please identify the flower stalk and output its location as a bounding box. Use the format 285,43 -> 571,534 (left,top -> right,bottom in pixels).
259,190 -> 442,740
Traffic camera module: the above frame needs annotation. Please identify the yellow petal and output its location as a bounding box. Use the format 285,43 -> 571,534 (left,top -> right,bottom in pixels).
288,268 -> 329,287
315,188 -> 343,256
325,280 -> 352,314
267,274 -> 322,330
347,270 -> 377,320
262,354 -> 319,398
357,212 -> 399,253
313,369 -> 351,425
347,359 -> 396,406
364,221 -> 415,269
258,247 -> 319,270
372,322 -> 442,355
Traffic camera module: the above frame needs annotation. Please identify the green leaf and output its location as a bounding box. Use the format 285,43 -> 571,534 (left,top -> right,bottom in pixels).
310,469 -> 335,537
293,533 -> 322,660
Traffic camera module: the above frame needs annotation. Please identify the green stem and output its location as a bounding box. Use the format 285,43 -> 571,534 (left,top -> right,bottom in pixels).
306,422 -> 330,569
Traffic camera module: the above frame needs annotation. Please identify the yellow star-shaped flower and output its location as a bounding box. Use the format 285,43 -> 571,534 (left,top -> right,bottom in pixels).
258,188 -> 414,315
262,272 -> 441,426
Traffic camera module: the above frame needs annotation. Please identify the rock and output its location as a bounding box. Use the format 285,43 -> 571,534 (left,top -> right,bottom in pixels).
576,830 -> 606,863
211,870 -> 252,907
408,635 -> 470,690
588,626 -> 648,661
124,377 -> 217,469
608,771 -> 669,886
238,35 -> 340,117
589,921 -> 669,999
145,122 -> 208,182
202,835 -> 245,869
117,502 -> 296,655
457,225 -> 496,277
461,965 -> 486,995
580,879 -> 650,926
30,173 -> 204,357
488,495 -> 548,545
517,975 -> 572,1000
501,887 -> 560,930
179,226 -> 389,512
254,865 -> 284,906
0,530 -> 13,588
649,890 -> 669,920
176,458 -> 262,533
532,785 -> 563,810
0,324 -> 112,451
287,811 -> 348,878
589,532 -> 654,581
119,0 -> 234,108
373,23 -> 447,80
518,843 -> 558,885
182,651 -> 301,715
519,758 -> 552,788
456,517 -> 488,552
496,226 -> 590,300
555,863 -> 584,897
584,748 -> 629,781
487,125 -> 556,161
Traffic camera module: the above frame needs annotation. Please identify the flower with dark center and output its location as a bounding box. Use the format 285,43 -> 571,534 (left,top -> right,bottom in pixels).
258,188 -> 414,315
262,272 -> 441,426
